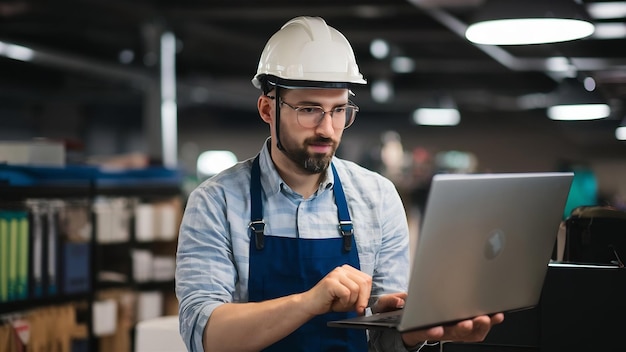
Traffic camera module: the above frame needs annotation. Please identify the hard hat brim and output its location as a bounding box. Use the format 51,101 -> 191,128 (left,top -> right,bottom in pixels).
253,74 -> 366,92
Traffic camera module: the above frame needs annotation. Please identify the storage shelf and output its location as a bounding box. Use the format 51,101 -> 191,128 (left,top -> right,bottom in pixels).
0,293 -> 90,315
1,172 -> 182,352
0,184 -> 91,200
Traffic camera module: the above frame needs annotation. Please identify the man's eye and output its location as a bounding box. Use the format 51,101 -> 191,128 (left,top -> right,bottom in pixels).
334,107 -> 347,113
299,107 -> 320,114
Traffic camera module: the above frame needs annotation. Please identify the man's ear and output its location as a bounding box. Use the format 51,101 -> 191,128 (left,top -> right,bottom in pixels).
258,95 -> 273,124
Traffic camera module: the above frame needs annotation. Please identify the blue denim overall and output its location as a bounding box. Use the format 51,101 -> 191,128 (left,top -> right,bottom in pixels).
248,155 -> 368,352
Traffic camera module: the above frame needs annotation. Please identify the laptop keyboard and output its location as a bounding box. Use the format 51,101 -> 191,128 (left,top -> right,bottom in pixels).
364,310 -> 403,324
374,314 -> 401,323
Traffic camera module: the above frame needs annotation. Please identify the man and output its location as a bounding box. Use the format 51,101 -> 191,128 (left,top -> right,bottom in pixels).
175,16 -> 503,352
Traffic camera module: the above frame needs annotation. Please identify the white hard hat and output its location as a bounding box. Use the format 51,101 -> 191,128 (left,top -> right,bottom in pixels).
252,16 -> 367,91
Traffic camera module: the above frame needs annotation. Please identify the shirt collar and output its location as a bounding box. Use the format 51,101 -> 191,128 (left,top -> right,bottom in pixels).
258,137 -> 335,197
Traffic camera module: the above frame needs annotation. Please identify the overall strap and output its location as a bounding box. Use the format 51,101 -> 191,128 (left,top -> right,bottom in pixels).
249,155 -> 265,250
331,163 -> 354,252
250,156 -> 354,252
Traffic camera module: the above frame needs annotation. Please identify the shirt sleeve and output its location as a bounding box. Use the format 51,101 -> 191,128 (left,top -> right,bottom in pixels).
175,183 -> 238,352
367,177 -> 414,351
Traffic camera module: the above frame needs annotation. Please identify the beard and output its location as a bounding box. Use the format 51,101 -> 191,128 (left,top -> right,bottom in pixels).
280,135 -> 337,174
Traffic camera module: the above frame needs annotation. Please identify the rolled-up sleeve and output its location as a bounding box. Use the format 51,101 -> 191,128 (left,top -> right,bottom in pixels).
175,182 -> 239,352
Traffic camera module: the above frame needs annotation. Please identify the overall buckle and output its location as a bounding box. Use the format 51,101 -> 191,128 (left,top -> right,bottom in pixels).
339,221 -> 354,252
249,220 -> 265,250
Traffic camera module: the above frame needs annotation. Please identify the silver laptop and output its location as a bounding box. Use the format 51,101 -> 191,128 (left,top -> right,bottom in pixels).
328,172 -> 574,332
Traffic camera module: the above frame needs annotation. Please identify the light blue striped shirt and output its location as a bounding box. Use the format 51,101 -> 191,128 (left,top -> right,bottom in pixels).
176,140 -> 412,351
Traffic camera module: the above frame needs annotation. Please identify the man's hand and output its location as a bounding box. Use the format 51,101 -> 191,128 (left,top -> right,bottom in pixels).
300,264 -> 372,317
372,293 -> 505,347
400,314 -> 505,346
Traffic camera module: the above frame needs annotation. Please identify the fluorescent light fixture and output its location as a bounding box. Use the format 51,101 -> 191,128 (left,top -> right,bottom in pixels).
587,2 -> 626,20
547,104 -> 610,121
465,0 -> 595,45
413,108 -> 460,126
466,18 -> 594,45
0,41 -> 35,61
592,23 -> 626,39
547,77 -> 611,121
615,126 -> 626,141
197,150 -> 238,177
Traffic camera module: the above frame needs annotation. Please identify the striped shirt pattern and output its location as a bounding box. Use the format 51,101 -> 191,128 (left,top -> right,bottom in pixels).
176,140 -> 411,351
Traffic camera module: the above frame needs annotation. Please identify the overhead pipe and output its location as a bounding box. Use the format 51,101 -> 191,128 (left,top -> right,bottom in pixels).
0,39 -> 154,86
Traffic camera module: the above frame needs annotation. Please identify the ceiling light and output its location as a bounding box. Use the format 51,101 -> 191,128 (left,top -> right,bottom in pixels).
548,105 -> 610,121
413,108 -> 460,126
587,2 -> 626,20
465,0 -> 595,45
615,126 -> 626,141
616,116 -> 626,141
583,76 -> 596,91
547,78 -> 611,121
414,95 -> 461,126
369,39 -> 390,59
592,23 -> 626,39
0,41 -> 34,61
391,56 -> 415,73
371,80 -> 393,103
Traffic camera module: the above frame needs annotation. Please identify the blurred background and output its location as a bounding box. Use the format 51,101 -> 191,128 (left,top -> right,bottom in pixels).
1,0 -> 626,205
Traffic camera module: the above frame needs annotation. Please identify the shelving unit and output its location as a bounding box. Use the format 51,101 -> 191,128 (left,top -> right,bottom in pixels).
0,165 -> 183,352
91,183 -> 182,351
0,183 -> 93,352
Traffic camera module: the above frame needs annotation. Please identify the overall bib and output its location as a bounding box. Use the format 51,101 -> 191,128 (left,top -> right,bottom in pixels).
248,156 -> 368,352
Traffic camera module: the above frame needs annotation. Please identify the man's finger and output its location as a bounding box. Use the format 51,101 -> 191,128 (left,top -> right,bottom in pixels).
339,265 -> 372,313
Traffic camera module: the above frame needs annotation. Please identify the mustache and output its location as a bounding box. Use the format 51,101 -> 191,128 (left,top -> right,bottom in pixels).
305,137 -> 335,146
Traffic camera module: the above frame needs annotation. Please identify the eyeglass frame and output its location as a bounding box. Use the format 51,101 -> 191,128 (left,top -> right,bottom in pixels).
266,95 -> 359,129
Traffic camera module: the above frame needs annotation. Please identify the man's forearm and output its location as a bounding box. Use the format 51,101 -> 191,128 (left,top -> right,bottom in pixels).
203,293 -> 315,352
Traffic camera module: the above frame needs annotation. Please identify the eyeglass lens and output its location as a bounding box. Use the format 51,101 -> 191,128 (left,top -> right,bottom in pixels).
296,105 -> 357,129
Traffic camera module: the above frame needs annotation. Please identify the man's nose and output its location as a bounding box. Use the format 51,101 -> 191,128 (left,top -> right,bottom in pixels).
315,111 -> 335,135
